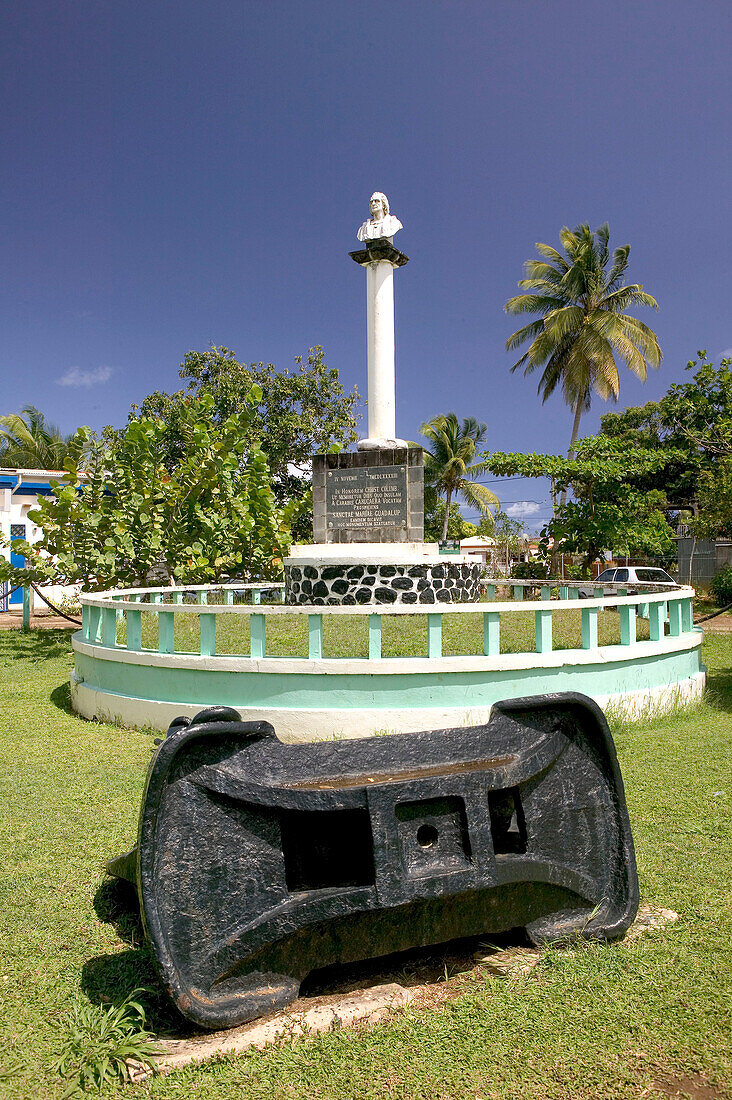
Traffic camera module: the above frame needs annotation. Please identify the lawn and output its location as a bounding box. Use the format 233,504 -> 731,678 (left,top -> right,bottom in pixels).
121,602 -> 650,657
0,626 -> 730,1099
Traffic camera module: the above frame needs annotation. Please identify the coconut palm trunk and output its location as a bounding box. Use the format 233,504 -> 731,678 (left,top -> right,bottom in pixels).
419,414 -> 499,542
442,488 -> 453,541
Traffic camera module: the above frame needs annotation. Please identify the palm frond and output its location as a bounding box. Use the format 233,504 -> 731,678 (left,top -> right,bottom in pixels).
505,319 -> 545,352
504,294 -> 566,316
459,480 -> 499,513
533,243 -> 570,271
542,305 -> 585,341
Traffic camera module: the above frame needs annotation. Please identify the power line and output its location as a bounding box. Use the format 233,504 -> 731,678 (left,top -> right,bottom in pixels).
474,476 -> 551,485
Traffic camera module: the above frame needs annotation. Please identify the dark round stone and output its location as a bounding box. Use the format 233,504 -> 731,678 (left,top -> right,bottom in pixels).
436,589 -> 452,602
322,565 -> 347,580
331,578 -> 349,595
401,591 -> 418,604
313,581 -> 329,598
417,578 -> 430,591
380,566 -> 397,578
418,589 -> 436,603
289,567 -> 302,580
445,577 -> 455,588
304,565 -> 318,579
448,564 -> 461,578
392,577 -> 413,590
408,565 -> 427,578
355,587 -> 373,604
361,575 -> 375,586
432,565 -> 445,579
301,579 -> 312,596
312,596 -> 325,605
347,566 -> 365,580
342,594 -> 356,605
366,565 -> 378,574
374,587 -> 398,603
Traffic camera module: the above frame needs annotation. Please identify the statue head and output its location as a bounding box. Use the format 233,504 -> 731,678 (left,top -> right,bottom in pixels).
369,192 -> 389,220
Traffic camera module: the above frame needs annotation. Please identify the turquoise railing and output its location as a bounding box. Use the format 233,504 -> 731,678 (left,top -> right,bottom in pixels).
78,580 -> 697,662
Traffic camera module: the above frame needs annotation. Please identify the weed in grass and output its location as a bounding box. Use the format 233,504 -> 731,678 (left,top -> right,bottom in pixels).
54,988 -> 161,1094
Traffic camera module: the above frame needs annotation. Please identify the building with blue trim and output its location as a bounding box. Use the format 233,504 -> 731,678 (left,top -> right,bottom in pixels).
0,468 -> 75,611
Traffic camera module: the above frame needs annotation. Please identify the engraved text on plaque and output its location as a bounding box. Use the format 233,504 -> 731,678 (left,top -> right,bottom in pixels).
326,464 -> 408,530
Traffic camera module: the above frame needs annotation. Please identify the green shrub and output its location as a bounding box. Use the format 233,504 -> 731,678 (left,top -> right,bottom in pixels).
710,565 -> 732,607
511,560 -> 550,580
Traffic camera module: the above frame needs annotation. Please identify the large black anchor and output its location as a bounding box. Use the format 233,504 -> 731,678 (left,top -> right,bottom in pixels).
108,692 -> 639,1029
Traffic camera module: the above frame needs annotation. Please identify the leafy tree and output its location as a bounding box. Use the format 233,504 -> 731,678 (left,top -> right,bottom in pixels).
0,393 -> 289,592
475,512 -> 496,538
133,345 -> 360,521
505,223 -> 661,466
489,437 -> 674,572
600,351 -> 732,511
0,405 -> 84,469
492,510 -> 527,576
424,500 -> 478,542
693,458 -> 732,541
419,413 -> 498,540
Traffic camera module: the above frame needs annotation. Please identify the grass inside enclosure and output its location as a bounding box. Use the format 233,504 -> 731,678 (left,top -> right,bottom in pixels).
0,627 -> 729,1099
114,604 -> 652,658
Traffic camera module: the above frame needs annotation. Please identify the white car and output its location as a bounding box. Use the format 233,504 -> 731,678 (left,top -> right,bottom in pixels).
579,566 -> 680,598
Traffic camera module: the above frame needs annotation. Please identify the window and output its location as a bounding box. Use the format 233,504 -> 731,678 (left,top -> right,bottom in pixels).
635,568 -> 673,583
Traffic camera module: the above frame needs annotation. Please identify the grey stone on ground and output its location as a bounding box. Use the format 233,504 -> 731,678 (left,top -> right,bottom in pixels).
621,902 -> 679,943
131,984 -> 412,1079
472,904 -> 679,974
128,906 -> 679,1080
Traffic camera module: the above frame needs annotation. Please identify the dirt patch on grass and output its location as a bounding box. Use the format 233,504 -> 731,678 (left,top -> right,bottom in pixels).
650,1070 -> 730,1098
0,610 -> 77,630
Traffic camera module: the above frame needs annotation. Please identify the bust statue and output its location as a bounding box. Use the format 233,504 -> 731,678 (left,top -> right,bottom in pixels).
357,192 -> 403,242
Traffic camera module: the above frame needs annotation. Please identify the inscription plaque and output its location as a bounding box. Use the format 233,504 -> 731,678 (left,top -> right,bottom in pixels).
326,464 -> 408,530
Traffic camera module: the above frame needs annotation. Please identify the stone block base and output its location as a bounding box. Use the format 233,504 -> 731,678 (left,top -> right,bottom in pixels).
285,560 -> 483,605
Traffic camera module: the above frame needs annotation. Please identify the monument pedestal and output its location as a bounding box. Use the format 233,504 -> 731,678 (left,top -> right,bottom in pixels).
284,544 -> 484,605
283,448 -> 483,606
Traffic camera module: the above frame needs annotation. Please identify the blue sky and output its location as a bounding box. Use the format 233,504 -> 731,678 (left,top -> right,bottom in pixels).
2,0 -> 730,528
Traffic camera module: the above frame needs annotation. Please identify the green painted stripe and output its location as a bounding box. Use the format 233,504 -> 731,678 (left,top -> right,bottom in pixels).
74,642 -> 703,713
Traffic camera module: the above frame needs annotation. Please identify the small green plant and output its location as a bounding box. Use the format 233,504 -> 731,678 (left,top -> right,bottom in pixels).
511,560 -> 550,580
54,989 -> 160,1094
710,565 -> 732,607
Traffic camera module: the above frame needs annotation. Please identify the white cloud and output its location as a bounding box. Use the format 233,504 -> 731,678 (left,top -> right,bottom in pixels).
505,501 -> 541,518
57,365 -> 113,388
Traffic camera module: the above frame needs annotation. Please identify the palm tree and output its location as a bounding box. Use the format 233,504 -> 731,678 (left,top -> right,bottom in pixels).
0,405 -> 80,469
505,223 -> 662,461
419,413 -> 499,540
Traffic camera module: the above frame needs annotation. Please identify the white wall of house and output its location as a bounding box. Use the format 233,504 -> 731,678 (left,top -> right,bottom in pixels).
1,468 -> 80,609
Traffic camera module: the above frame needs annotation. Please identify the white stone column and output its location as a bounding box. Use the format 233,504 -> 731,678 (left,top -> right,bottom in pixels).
366,258 -> 396,442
